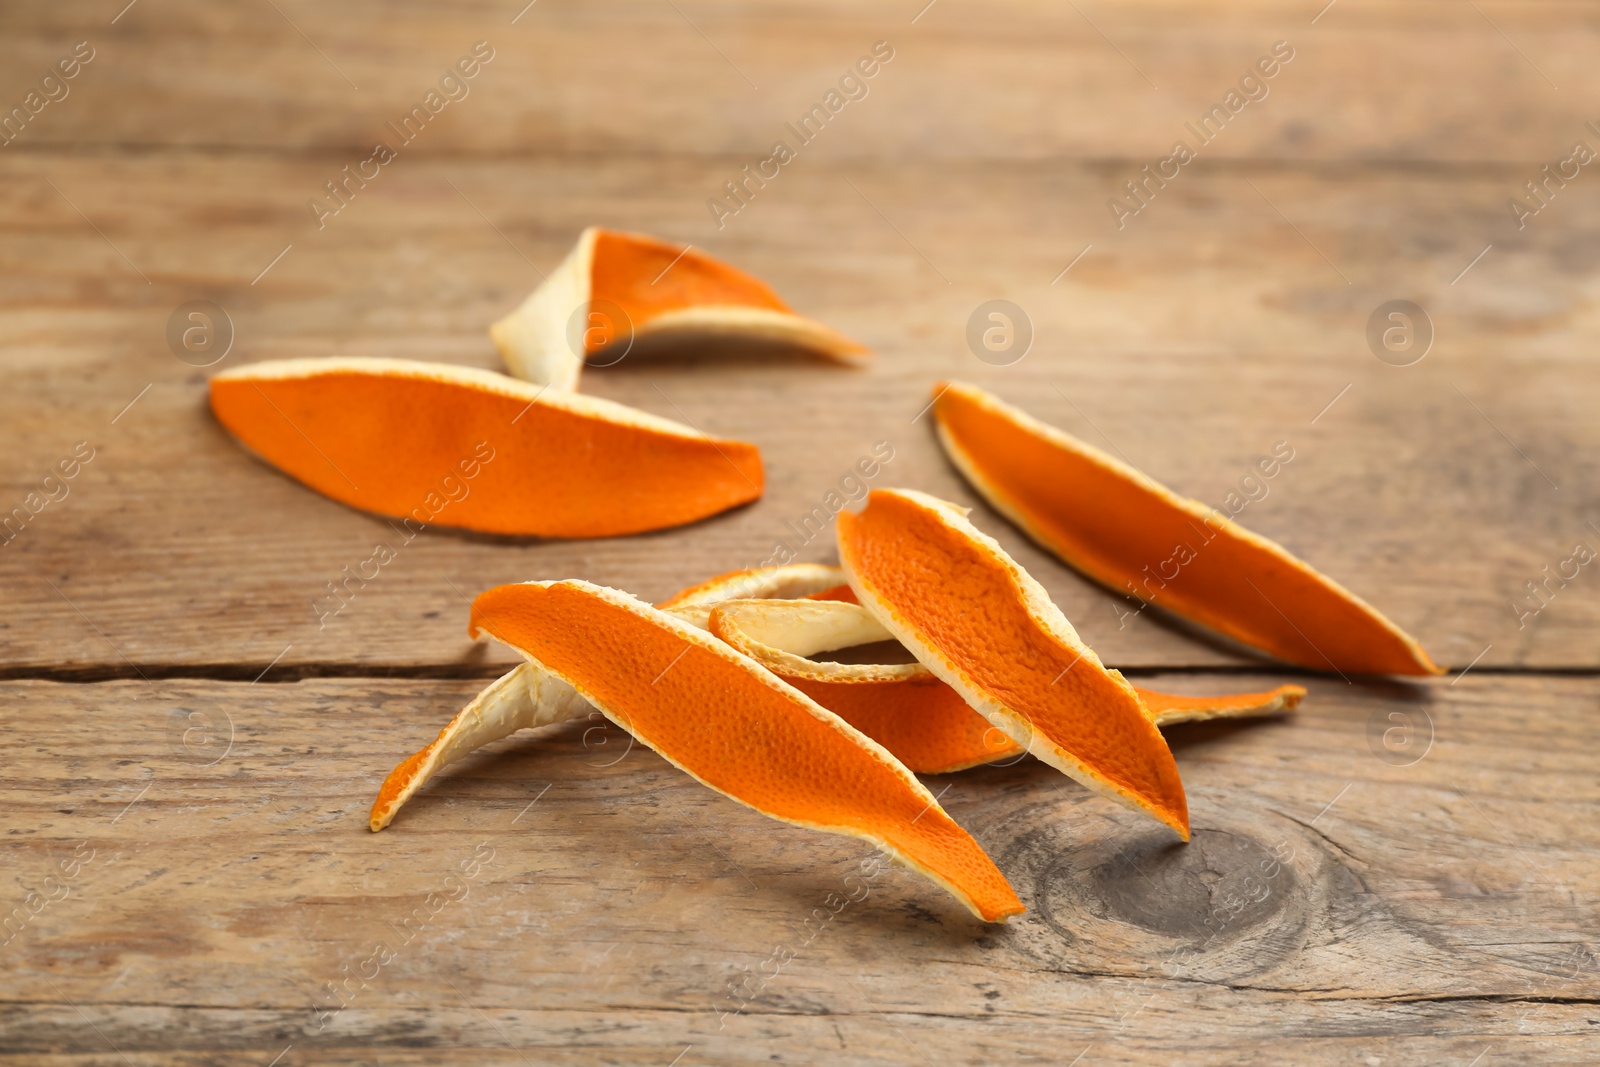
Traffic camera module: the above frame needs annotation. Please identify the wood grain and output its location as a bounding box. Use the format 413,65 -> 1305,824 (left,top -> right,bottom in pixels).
2,674 -> 1595,1065
1,152 -> 1597,672
1,1 -> 1596,162
5,1 -> 1598,1062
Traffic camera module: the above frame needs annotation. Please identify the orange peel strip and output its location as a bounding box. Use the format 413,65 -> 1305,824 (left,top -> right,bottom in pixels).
490,227 -> 869,390
709,598 -> 1017,774
932,380 -> 1441,676
793,586 -> 1305,724
1138,685 -> 1303,725
210,357 -> 762,538
370,564 -> 847,830
710,597 -> 1304,774
465,579 -> 1024,922
655,562 -> 845,629
837,488 -> 1191,838
369,663 -> 589,831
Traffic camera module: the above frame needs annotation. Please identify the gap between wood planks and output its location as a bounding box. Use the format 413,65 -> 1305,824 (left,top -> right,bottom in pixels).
3,663 -> 1597,684
2,991 -> 1596,1015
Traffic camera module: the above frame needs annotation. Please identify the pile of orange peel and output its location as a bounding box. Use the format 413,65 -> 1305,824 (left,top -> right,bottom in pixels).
210,228 -> 1441,923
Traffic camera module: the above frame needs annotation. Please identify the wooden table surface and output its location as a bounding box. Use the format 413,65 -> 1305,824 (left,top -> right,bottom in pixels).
3,2 -> 1596,1064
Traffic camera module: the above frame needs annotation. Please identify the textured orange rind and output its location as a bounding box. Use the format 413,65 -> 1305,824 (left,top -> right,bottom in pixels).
931,380 -> 1441,676
838,488 -> 1191,839
209,357 -> 763,538
371,564 -> 847,830
710,596 -> 1304,774
491,227 -> 869,391
464,579 -> 1023,921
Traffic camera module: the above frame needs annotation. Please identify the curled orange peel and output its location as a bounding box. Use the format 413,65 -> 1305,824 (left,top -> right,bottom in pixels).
209,357 -> 762,538
462,579 -> 1023,922
491,227 -> 869,390
931,380 -> 1441,676
369,660 -> 588,832
837,488 -> 1191,839
654,562 -> 845,628
709,598 -> 1018,774
370,564 -> 849,832
709,596 -> 1304,774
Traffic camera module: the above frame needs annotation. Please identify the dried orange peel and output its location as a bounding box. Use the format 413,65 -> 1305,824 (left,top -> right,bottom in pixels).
709,597 -> 1017,774
709,596 -> 1304,774
1137,685 -> 1304,725
369,662 -> 589,831
932,380 -> 1441,676
791,586 -> 1305,726
464,579 -> 1023,921
371,564 -> 852,831
491,227 -> 869,390
655,561 -> 846,629
210,357 -> 762,537
838,488 -> 1191,839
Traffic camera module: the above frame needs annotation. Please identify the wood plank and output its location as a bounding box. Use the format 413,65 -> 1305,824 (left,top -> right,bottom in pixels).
2,673 -> 1596,1064
2,1 -> 1597,163
1,152 -> 1596,671
5,4 -> 1594,1065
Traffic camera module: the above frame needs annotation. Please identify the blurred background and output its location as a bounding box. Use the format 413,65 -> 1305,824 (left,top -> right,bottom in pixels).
3,0 -> 1596,676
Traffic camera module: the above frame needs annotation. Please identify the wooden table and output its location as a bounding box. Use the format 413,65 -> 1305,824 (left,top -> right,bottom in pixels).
3,2 -> 1596,1063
